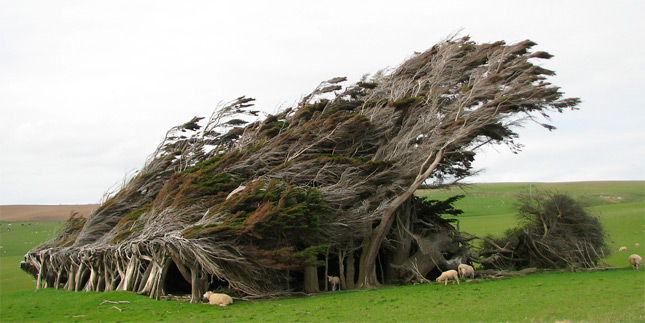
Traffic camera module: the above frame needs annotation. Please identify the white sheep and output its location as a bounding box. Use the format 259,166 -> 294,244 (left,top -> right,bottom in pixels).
629,254 -> 642,270
436,270 -> 460,285
619,246 -> 627,252
636,243 -> 640,248
203,291 -> 234,306
458,264 -> 475,279
327,275 -> 340,291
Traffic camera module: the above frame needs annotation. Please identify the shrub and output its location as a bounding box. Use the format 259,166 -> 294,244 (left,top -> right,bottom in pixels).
480,190 -> 609,269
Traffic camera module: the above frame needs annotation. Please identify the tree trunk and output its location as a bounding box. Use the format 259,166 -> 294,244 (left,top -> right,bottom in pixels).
54,267 -> 63,289
103,262 -> 114,291
121,256 -> 139,291
338,249 -> 346,290
74,262 -> 86,291
148,257 -> 172,299
361,148 -> 445,286
386,199 -> 414,283
303,265 -> 319,293
137,261 -> 153,293
35,256 -> 44,290
189,264 -> 208,303
324,248 -> 329,292
83,266 -> 97,292
357,222 -> 378,287
65,263 -> 77,291
345,243 -> 355,289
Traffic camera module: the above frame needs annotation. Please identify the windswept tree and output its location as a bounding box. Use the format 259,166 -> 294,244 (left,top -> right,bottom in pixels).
22,35 -> 579,301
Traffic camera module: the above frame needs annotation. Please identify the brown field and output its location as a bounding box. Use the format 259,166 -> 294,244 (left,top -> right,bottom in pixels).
0,204 -> 99,222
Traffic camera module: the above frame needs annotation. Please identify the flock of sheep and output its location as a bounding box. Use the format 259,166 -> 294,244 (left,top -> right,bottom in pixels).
435,264 -> 475,285
201,244 -> 642,307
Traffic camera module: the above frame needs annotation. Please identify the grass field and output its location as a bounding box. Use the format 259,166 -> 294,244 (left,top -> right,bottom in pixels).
1,181 -> 643,322
1,270 -> 643,322
0,221 -> 64,293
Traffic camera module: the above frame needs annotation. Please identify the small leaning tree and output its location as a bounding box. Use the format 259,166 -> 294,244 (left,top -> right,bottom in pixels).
22,35 -> 579,301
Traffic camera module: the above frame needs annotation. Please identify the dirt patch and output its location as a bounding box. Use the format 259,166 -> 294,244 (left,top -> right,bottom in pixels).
0,204 -> 99,222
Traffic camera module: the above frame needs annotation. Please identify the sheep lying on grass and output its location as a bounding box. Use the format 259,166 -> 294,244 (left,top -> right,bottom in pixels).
629,254 -> 642,270
458,264 -> 475,279
328,275 -> 340,291
203,292 -> 234,306
619,246 -> 627,252
436,270 -> 460,285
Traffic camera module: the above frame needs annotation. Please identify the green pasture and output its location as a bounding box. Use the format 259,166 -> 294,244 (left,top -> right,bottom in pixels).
0,181 -> 643,322
1,270 -> 643,322
0,221 -> 64,293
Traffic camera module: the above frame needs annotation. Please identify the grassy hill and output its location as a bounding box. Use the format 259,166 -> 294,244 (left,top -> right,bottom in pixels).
1,181 -> 643,322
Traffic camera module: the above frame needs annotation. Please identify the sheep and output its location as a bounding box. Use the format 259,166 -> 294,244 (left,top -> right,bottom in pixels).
436,270 -> 460,285
619,246 -> 627,252
636,243 -> 640,248
202,291 -> 234,306
628,254 -> 642,270
327,275 -> 340,291
458,264 -> 475,279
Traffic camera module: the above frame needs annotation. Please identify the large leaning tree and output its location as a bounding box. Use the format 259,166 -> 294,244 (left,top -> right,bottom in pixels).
22,36 -> 579,302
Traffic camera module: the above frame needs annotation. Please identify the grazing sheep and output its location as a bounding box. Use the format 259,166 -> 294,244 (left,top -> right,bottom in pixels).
636,243 -> 640,248
619,246 -> 627,252
327,275 -> 340,291
203,292 -> 233,306
436,270 -> 460,285
458,264 -> 475,279
629,254 -> 642,270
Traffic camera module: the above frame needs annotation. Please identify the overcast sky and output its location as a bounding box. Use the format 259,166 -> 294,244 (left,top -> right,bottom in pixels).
1,1 -> 643,205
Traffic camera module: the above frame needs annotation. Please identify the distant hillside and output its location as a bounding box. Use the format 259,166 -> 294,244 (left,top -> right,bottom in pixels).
0,204 -> 99,222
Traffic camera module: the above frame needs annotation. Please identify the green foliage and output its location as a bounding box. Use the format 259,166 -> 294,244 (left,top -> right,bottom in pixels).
227,181 -> 326,234
296,244 -> 330,267
110,229 -> 135,244
389,96 -> 424,109
115,204 -> 150,227
295,99 -> 329,121
433,150 -> 476,182
183,180 -> 327,242
161,153 -> 245,209
357,81 -> 378,89
180,155 -> 223,174
260,114 -> 289,138
110,205 -> 151,244
329,99 -> 363,112
416,195 -> 465,218
181,180 -> 328,269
